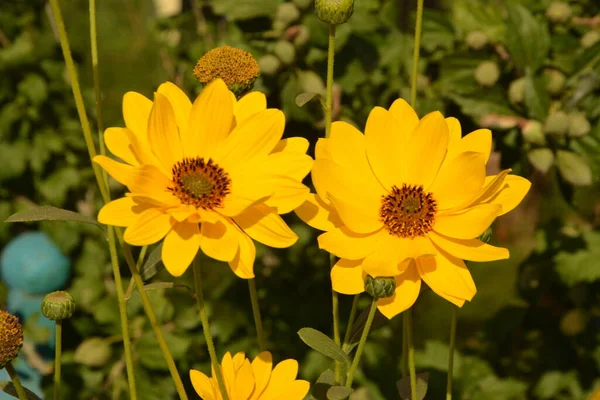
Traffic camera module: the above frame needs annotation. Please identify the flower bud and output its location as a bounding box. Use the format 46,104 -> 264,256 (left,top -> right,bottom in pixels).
522,120 -> 546,145
465,31 -> 488,50
568,112 -> 591,138
364,275 -> 396,299
276,3 -> 301,26
258,55 -> 281,76
42,291 -> 75,321
546,2 -> 572,24
315,0 -> 354,25
581,30 -> 600,49
474,61 -> 500,87
74,337 -> 113,367
274,40 -> 296,65
0,310 -> 23,369
544,111 -> 569,136
508,77 -> 525,104
545,69 -> 565,95
293,0 -> 312,10
478,228 -> 493,244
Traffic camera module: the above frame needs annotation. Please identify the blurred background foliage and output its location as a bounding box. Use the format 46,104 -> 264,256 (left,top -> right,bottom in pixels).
1,0 -> 600,398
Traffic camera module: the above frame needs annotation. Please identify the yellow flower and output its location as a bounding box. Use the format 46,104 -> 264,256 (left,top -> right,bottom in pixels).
190,351 -> 310,400
95,79 -> 312,277
296,99 -> 531,319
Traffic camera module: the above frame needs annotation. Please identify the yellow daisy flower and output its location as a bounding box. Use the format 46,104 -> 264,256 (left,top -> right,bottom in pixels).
190,351 -> 310,400
94,79 -> 312,277
296,99 -> 531,319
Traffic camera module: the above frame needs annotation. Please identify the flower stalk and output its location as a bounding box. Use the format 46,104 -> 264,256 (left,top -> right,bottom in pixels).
53,320 -> 63,400
345,299 -> 378,388
341,294 -> 360,352
405,310 -> 418,400
248,279 -> 266,352
5,362 -> 27,400
446,305 -> 457,400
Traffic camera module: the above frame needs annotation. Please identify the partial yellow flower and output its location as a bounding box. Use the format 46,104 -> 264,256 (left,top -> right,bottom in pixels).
190,351 -> 310,400
296,99 -> 531,319
95,79 -> 312,278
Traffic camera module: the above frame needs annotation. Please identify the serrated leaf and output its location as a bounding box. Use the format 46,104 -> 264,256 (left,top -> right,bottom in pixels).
327,386 -> 353,400
5,205 -> 105,232
397,372 -> 429,400
141,243 -> 164,281
1,382 -> 42,400
298,328 -> 350,366
295,92 -> 321,107
556,150 -> 592,186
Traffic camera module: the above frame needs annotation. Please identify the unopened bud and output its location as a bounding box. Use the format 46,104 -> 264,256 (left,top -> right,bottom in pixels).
475,61 -> 500,87
0,310 -> 23,369
522,120 -> 546,145
293,0 -> 313,10
508,77 -> 525,104
315,0 -> 354,25
274,40 -> 296,65
276,3 -> 301,26
545,69 -> 565,95
42,291 -> 75,321
544,111 -> 569,136
568,112 -> 591,137
258,55 -> 281,76
364,275 -> 396,299
546,2 -> 572,24
465,31 -> 488,50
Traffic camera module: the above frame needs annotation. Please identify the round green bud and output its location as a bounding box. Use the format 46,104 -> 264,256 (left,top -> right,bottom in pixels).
0,310 -> 23,369
560,309 -> 588,337
546,2 -> 572,24
545,69 -> 566,95
42,291 -> 75,321
475,61 -> 500,87
508,77 -> 526,104
74,337 -> 113,367
293,25 -> 311,48
567,112 -> 591,137
522,120 -> 546,145
274,40 -> 296,65
465,31 -> 488,50
544,111 -> 569,136
581,30 -> 600,49
276,2 -> 301,26
315,0 -> 355,25
293,0 -> 313,10
258,54 -> 281,76
364,275 -> 396,300
478,227 -> 493,244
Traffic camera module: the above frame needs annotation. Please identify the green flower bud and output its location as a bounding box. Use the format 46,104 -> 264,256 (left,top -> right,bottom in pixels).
274,40 -> 296,65
568,112 -> 591,137
42,291 -> 75,321
478,227 -> 493,244
560,309 -> 588,337
546,2 -> 572,24
581,30 -> 600,49
544,111 -> 569,136
474,61 -> 500,87
0,310 -> 23,369
293,0 -> 313,10
276,3 -> 301,26
522,120 -> 546,145
258,54 -> 281,76
74,337 -> 113,367
293,25 -> 311,48
465,31 -> 488,50
508,77 -> 526,104
315,0 -> 355,25
364,275 -> 396,300
545,69 -> 566,95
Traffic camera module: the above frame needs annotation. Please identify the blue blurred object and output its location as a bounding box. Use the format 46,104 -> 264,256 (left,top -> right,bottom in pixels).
7,290 -> 56,349
1,232 -> 70,293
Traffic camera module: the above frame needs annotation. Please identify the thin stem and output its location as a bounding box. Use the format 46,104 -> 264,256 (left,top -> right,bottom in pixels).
192,259 -> 229,400
409,0 -> 425,108
405,310 -> 417,400
325,24 -> 336,138
5,362 -> 27,400
53,320 -> 62,400
331,255 -> 342,384
345,299 -> 378,388
248,279 -> 266,351
446,305 -> 457,400
107,226 -> 137,400
401,312 -> 408,377
341,294 -> 360,352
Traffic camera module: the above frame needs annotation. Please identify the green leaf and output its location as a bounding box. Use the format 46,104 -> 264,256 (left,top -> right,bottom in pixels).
524,73 -> 549,121
528,148 -> 554,174
17,74 -> 47,105
141,243 -> 164,281
4,205 -> 105,232
556,150 -> 592,186
397,372 -> 429,400
504,4 -> 550,72
0,382 -> 42,400
326,386 -> 353,400
312,369 -> 335,400
555,231 -> 600,286
295,92 -> 322,108
298,328 -> 351,366
212,0 -> 281,20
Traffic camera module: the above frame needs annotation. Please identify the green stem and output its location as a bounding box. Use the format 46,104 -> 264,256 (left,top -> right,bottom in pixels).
248,279 -> 266,351
446,305 -> 457,400
325,24 -> 336,138
401,311 -> 408,377
409,0 -> 425,108
53,320 -> 62,400
345,299 -> 378,388
107,226 -> 137,400
405,309 -> 417,400
341,294 -> 360,352
5,362 -> 27,400
192,259 -> 229,400
331,254 -> 342,384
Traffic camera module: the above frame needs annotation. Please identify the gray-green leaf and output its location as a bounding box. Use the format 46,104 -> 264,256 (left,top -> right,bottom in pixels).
327,386 -> 353,400
1,382 -> 42,400
298,328 -> 351,366
397,372 -> 429,400
5,205 -> 105,232
556,150 -> 592,186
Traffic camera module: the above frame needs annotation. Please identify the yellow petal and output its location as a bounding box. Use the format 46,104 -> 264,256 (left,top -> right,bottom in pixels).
234,204 -> 298,248
259,359 -> 299,400
94,155 -> 136,187
395,236 -> 438,260
167,205 -> 197,223
157,81 -> 191,140
428,231 -> 509,262
97,197 -> 151,227
294,194 -> 343,232
220,352 -> 236,395
361,235 -> 406,277
220,171 -> 277,217
185,79 -> 234,158
460,129 -> 492,162
428,152 -> 486,210
162,220 -> 200,277
286,381 -> 311,400
127,165 -> 177,205
271,137 -> 310,154
148,92 -> 183,170
261,151 -> 313,182
235,359 -> 255,399
467,169 -> 511,208
377,260 -> 421,319
483,175 -> 531,216
264,182 -> 309,214
329,193 -> 383,234
200,215 -> 239,262
122,91 -> 152,143
190,370 -> 217,400
235,91 -> 266,125
388,98 -> 419,131
404,111 -> 449,188
327,121 -> 367,168
251,352 -> 273,400
417,252 -> 477,306
445,117 -> 462,152
124,208 -> 172,246
434,203 -> 500,239
315,137 -> 331,160
331,259 -> 365,295
318,227 -> 386,260
228,227 -> 256,279
104,127 -> 139,166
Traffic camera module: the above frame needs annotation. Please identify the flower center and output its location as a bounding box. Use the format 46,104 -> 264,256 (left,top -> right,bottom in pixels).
380,184 -> 437,238
168,158 -> 231,209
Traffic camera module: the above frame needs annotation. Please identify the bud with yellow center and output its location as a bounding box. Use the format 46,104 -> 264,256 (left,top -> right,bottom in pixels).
364,275 -> 396,299
42,291 -> 76,321
0,310 -> 23,369
315,0 -> 354,25
193,46 -> 260,98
